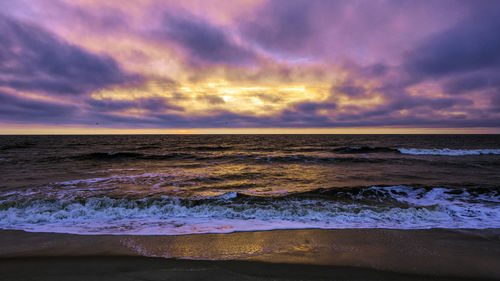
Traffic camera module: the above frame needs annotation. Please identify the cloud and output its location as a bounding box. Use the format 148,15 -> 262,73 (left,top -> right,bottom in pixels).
490,91 -> 500,112
31,94 -> 492,129
88,97 -> 184,112
332,81 -> 368,98
240,0 -> 466,63
196,94 -> 225,105
161,11 -> 255,65
404,4 -> 500,80
0,15 -> 137,96
1,1 -> 500,129
0,90 -> 78,123
442,71 -> 500,95
252,93 -> 283,103
240,0 -> 313,55
294,102 -> 337,113
388,96 -> 473,111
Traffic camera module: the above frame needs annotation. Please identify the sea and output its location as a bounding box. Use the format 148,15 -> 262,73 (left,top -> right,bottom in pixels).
0,134 -> 499,235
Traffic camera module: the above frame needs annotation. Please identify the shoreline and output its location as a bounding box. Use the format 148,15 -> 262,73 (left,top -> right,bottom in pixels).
1,228 -> 499,279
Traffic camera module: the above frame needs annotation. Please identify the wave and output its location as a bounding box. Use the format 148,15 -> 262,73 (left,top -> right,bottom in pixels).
75,152 -> 144,159
329,146 -> 500,156
53,147 -> 500,164
330,146 -> 500,156
186,145 -> 232,151
0,142 -> 35,150
134,145 -> 161,150
331,146 -> 398,154
397,148 -> 500,156
71,152 -> 196,161
64,152 -> 393,165
0,186 -> 498,235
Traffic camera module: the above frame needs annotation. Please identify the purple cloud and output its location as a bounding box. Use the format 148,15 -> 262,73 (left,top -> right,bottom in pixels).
0,90 -> 77,123
1,0 -> 500,130
405,3 -> 500,81
0,15 -> 138,96
161,12 -> 255,65
240,0 -> 314,56
88,98 -> 184,112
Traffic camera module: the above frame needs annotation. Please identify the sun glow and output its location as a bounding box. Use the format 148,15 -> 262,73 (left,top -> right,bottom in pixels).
91,80 -> 332,117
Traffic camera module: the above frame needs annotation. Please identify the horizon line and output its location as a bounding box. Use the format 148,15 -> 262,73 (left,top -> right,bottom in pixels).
1,126 -> 500,135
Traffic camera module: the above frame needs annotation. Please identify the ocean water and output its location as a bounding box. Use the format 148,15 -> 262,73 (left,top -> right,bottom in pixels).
0,134 -> 499,235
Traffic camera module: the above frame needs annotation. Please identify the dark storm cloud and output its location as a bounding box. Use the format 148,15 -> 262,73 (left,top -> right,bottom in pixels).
161,12 -> 255,65
196,94 -> 225,105
404,4 -> 500,81
138,98 -> 184,112
276,109 -> 331,126
2,1 -> 499,130
87,99 -> 137,111
332,82 -> 367,98
85,97 -> 498,129
0,90 -> 77,122
240,0 -> 313,55
490,91 -> 500,112
442,71 -> 500,95
327,84 -> 475,126
388,95 -> 473,111
363,63 -> 389,77
91,111 -> 263,128
88,97 -> 184,112
294,102 -> 337,113
0,15 -> 137,96
371,82 -> 474,111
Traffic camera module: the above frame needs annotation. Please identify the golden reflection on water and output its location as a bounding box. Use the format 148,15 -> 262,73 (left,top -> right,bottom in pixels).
120,231 -> 273,260
115,228 -> 500,278
118,229 -> 364,264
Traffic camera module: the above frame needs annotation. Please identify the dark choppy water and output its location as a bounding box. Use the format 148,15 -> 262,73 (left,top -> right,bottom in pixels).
0,135 -> 499,234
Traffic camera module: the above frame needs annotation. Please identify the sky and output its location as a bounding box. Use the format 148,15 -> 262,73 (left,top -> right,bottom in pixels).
1,0 -> 500,134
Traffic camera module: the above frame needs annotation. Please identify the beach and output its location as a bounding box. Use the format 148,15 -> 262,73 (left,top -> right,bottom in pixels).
3,0 -> 500,277
1,228 -> 499,280
1,135 -> 500,280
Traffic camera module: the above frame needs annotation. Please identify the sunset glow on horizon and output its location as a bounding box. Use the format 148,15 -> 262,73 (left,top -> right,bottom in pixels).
1,0 -> 500,133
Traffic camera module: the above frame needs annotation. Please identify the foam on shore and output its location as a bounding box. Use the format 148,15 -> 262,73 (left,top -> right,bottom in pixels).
1,185 -> 499,235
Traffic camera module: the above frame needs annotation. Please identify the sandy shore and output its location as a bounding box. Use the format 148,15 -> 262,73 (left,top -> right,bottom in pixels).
1,228 -> 499,280
1,256 -> 494,281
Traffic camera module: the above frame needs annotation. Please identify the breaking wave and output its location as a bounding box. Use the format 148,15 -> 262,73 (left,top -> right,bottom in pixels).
0,185 -> 498,235
48,147 -> 500,164
330,146 -> 500,156
397,148 -> 500,156
331,146 -> 398,154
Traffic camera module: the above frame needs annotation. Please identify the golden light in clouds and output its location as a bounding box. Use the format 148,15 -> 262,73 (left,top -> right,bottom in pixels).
91,80 -> 332,117
2,0 -> 499,132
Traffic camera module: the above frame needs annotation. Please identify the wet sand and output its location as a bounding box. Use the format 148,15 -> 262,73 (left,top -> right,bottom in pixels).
1,228 -> 499,280
1,256 -> 494,281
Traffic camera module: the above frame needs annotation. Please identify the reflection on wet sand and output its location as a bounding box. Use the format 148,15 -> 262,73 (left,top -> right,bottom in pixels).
1,228 -> 499,279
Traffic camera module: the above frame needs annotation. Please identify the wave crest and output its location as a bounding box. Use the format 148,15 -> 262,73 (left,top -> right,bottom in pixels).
1,186 -> 498,235
398,148 -> 500,156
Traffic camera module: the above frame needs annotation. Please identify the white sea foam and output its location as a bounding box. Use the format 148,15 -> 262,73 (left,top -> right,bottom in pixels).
398,148 -> 500,156
55,177 -> 112,186
0,186 -> 498,235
